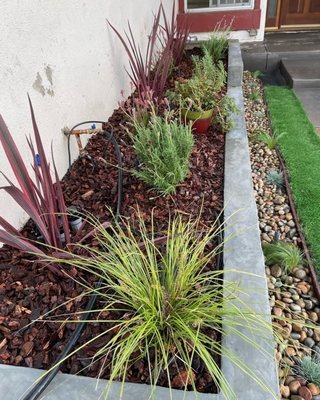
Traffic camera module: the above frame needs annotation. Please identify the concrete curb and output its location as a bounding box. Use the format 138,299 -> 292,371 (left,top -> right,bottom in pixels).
0,42 -> 279,400
222,40 -> 280,400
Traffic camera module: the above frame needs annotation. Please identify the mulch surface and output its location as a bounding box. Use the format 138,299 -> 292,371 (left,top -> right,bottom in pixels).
0,49 -> 225,393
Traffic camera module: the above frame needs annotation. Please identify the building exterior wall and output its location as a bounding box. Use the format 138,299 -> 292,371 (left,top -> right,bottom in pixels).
179,0 -> 268,42
0,0 -> 173,230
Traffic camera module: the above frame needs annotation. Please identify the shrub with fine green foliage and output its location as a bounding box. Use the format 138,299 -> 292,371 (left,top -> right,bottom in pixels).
132,115 -> 194,194
167,49 -> 227,113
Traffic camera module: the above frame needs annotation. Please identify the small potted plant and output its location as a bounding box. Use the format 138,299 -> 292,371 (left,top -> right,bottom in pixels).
167,50 -> 226,134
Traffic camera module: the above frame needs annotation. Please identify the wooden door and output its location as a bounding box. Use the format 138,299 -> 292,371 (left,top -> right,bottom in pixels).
266,0 -> 281,29
281,0 -> 320,26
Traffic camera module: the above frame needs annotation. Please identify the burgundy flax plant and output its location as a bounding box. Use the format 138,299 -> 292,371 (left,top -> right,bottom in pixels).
108,4 -> 175,105
0,96 -> 71,260
160,1 -> 190,66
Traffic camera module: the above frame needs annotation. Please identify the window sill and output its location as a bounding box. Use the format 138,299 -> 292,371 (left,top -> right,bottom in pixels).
186,6 -> 253,13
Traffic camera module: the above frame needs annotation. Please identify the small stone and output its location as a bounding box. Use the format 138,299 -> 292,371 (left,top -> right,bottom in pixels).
273,307 -> 283,317
271,264 -> 282,278
309,311 -> 318,322
294,269 -> 307,280
280,384 -> 290,398
307,383 -> 320,395
292,322 -> 304,333
290,396 -> 303,400
274,195 -> 285,205
304,300 -> 313,310
289,380 -> 301,394
291,332 -> 301,340
262,233 -> 272,242
304,337 -> 315,348
285,375 -> 296,385
285,213 -> 293,221
286,347 -> 296,356
300,331 -> 307,342
298,386 -> 312,400
290,304 -> 302,312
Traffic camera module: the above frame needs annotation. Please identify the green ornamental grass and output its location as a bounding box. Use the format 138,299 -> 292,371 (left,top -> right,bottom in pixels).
257,129 -> 287,150
263,241 -> 303,272
201,23 -> 230,63
43,214 -> 278,400
132,115 -> 194,195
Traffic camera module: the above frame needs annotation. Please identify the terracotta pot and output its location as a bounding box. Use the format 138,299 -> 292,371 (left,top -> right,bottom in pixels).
181,109 -> 214,134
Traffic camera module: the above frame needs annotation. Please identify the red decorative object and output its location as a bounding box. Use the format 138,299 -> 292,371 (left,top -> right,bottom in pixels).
192,116 -> 212,134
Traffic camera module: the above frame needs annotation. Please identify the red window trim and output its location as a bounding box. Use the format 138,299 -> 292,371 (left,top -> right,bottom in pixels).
179,0 -> 261,13
178,0 -> 261,32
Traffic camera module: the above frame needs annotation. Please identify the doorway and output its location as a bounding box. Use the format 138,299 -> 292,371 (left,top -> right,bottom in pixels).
266,0 -> 320,30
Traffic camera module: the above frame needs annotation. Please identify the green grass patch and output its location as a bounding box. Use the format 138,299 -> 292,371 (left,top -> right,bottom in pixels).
265,86 -> 320,272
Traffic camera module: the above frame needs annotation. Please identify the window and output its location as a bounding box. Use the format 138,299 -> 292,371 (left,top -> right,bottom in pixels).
186,0 -> 252,11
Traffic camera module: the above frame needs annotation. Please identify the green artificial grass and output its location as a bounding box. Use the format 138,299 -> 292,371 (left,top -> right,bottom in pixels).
265,86 -> 320,272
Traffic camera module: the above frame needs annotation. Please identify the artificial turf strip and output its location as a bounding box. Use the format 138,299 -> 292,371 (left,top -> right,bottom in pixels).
264,86 -> 320,272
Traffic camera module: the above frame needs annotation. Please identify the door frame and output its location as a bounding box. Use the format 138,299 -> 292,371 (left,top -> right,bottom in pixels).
265,0 -> 320,31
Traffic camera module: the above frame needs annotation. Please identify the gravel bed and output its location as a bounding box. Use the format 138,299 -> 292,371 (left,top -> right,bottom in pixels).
243,71 -> 320,400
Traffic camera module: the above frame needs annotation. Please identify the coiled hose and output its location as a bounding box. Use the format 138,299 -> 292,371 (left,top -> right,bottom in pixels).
21,123 -> 123,400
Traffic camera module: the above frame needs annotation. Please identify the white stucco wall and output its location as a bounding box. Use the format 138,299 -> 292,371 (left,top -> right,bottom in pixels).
0,0 -> 174,231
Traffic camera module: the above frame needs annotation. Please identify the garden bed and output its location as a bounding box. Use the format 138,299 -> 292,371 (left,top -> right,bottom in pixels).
243,72 -> 320,400
0,48 -> 225,394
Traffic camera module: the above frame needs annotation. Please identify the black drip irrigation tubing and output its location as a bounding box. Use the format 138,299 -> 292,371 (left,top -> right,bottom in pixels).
21,123 -> 123,400
261,89 -> 320,300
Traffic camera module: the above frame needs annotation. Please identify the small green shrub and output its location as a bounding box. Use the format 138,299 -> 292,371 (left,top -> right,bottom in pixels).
257,130 -> 287,150
252,70 -> 263,79
248,90 -> 261,102
132,115 -> 194,194
201,22 -> 230,63
266,170 -> 284,189
214,94 -> 239,133
263,241 -> 303,272
167,48 -> 226,113
294,356 -> 320,386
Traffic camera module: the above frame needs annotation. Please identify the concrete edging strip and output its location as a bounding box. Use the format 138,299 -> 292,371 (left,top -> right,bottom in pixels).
222,40 -> 280,400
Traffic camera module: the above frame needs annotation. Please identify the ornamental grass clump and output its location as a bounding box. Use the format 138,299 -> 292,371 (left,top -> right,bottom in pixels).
257,129 -> 287,150
132,114 -> 194,194
201,19 -> 231,63
263,241 -> 303,272
44,214 -> 278,399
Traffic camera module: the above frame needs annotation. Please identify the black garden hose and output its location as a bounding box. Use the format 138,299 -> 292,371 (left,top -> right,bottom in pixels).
21,125 -> 123,400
